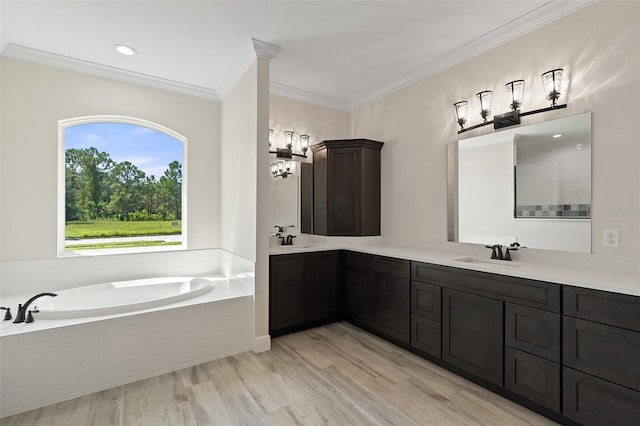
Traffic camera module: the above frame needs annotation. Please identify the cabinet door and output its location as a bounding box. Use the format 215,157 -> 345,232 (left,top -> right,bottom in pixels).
346,266 -> 374,328
505,347 -> 560,412
307,251 -> 339,322
374,273 -> 410,343
327,148 -> 362,235
563,316 -> 640,391
563,367 -> 640,426
269,255 -> 307,332
443,288 -> 504,386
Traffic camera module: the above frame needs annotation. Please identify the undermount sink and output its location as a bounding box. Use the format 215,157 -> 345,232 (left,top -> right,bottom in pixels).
453,257 -> 518,270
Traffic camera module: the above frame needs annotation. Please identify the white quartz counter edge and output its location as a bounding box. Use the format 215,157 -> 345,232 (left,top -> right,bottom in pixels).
269,244 -> 640,297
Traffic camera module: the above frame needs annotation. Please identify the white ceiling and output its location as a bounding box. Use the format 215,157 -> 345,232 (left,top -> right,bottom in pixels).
1,1 -> 589,111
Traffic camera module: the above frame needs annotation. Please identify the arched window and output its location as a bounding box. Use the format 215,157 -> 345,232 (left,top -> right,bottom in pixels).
58,116 -> 187,255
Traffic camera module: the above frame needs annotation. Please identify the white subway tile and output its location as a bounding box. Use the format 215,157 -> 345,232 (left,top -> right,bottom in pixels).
0,334 -> 24,349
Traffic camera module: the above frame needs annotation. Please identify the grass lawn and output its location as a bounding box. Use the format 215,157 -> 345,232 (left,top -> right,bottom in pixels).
66,220 -> 182,239
67,240 -> 182,250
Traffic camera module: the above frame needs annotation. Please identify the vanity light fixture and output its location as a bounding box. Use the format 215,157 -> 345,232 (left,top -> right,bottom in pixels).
271,160 -> 293,178
454,101 -> 468,131
114,44 -> 136,56
454,68 -> 567,134
541,68 -> 563,107
268,129 -> 309,158
476,91 -> 493,123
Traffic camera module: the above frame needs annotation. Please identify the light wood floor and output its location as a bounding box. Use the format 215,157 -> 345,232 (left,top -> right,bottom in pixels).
2,321 -> 557,426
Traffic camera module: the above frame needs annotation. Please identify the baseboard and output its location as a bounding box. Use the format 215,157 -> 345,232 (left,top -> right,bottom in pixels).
253,335 -> 271,353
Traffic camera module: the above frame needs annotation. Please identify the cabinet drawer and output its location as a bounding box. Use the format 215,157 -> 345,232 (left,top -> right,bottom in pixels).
564,286 -> 640,332
411,281 -> 441,322
563,367 -> 640,426
346,251 -> 373,269
563,316 -> 640,391
412,262 -> 560,312
505,303 -> 560,362
411,315 -> 441,358
505,347 -> 560,412
373,255 -> 410,278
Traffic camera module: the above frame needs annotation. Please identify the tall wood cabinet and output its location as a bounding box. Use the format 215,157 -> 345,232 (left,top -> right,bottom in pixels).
310,139 -> 383,236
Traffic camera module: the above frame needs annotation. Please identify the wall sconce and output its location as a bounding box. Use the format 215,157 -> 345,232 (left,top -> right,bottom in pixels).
269,129 -> 309,158
271,160 -> 294,178
454,68 -> 567,134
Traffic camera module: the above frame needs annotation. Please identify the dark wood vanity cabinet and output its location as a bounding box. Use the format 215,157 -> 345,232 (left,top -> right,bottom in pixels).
443,288 -> 504,386
310,139 -> 383,236
412,261 -> 562,411
345,252 -> 410,344
269,251 -> 340,336
270,251 -> 638,426
561,287 -> 640,425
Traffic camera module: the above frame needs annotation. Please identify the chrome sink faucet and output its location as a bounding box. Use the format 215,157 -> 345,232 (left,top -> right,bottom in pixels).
12,292 -> 57,323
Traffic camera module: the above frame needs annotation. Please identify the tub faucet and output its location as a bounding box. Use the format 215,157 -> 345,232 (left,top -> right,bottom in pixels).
13,292 -> 57,323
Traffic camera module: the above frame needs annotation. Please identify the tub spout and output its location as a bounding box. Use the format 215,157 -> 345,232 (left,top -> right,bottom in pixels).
13,293 -> 57,323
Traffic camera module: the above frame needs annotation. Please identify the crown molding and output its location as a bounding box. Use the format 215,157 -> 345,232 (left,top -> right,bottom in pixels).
1,44 -> 219,101
347,0 -> 594,111
270,82 -> 350,112
251,38 -> 281,61
218,38 -> 282,99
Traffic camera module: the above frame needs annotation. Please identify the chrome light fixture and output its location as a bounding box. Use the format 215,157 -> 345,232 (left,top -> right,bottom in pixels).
269,129 -> 309,158
454,68 -> 567,134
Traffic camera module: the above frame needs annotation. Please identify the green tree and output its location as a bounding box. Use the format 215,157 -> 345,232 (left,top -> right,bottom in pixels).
108,161 -> 146,220
140,175 -> 158,220
66,147 -> 114,220
158,161 -> 182,220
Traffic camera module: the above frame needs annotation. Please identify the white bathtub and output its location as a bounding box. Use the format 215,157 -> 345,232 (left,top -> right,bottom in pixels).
33,276 -> 214,319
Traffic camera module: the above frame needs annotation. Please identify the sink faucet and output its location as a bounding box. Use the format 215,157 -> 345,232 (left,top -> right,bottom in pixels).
485,242 -> 524,261
13,292 -> 57,323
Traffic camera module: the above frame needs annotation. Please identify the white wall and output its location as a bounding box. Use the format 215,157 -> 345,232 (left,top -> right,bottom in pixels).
220,57 -> 272,352
220,62 -> 258,262
0,58 -> 221,262
350,2 -> 640,265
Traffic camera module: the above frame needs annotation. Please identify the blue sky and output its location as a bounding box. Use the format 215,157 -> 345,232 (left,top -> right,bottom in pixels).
65,123 -> 182,179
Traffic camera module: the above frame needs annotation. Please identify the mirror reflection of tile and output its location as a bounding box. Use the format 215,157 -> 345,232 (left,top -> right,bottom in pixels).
516,204 -> 590,218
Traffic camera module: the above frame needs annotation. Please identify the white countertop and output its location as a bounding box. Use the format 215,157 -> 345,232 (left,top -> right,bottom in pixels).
270,243 -> 640,297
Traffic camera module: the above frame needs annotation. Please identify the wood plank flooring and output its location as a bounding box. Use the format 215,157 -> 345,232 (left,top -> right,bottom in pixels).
1,322 -> 557,425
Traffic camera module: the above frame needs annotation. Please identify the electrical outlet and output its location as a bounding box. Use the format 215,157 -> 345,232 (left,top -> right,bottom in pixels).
603,229 -> 619,248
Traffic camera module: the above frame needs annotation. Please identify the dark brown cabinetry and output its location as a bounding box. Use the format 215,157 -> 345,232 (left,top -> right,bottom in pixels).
310,139 -> 383,236
269,251 -> 340,336
504,303 -> 561,411
345,252 -> 410,344
562,286 -> 640,425
270,250 -> 637,426
410,269 -> 442,358
442,288 -> 504,386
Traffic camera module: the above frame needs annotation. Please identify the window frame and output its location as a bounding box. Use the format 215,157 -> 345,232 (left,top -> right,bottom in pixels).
58,115 -> 188,257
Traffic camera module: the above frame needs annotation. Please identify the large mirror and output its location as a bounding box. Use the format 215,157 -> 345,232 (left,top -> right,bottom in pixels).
273,174 -> 299,229
448,112 -> 591,253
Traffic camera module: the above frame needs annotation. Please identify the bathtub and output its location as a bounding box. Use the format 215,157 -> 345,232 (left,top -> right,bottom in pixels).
33,276 -> 214,319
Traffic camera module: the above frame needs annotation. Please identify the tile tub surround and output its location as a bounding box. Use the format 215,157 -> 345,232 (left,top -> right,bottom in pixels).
269,243 -> 640,297
0,275 -> 253,417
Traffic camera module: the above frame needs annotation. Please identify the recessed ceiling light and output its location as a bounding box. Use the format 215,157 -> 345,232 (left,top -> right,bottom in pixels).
114,44 -> 136,56
552,134 -> 563,138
